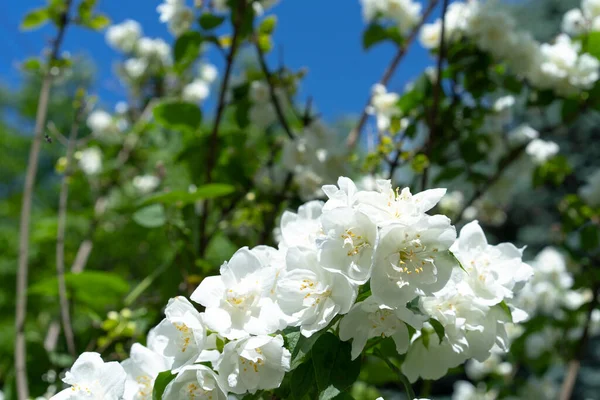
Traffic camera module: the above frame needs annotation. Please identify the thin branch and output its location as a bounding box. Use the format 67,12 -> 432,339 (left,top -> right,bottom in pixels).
46,121 -> 69,146
421,0 -> 449,191
55,97 -> 86,357
198,3 -> 247,256
15,2 -> 73,398
559,281 -> 600,400
346,0 -> 440,149
116,99 -> 158,167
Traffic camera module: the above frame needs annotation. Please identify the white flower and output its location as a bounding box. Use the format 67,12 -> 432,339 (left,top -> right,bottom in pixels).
124,58 -> 148,79
507,124 -> 539,146
420,21 -> 441,49
526,139 -> 559,165
583,0 -> 600,19
161,365 -> 227,400
133,175 -> 160,194
122,343 -> 171,400
339,297 -> 425,359
157,0 -> 193,37
199,63 -> 218,83
276,247 -> 358,337
115,101 -> 129,115
562,8 -> 587,36
450,221 -> 533,306
148,297 -> 218,372
191,247 -> 288,339
452,380 -> 498,400
438,191 -> 464,216
371,215 -> 457,306
78,147 -> 102,175
137,37 -> 171,64
214,335 -> 290,394
318,207 -> 377,283
465,350 -> 512,380
367,84 -> 401,132
401,332 -> 465,383
492,95 -> 515,126
579,168 -> 600,207
360,0 -> 386,22
570,53 -> 600,89
540,34 -> 579,80
250,80 -> 271,104
87,110 -> 113,134
385,0 -> 422,33
50,352 -> 126,400
106,20 -> 142,53
278,201 -> 324,250
182,79 -> 210,103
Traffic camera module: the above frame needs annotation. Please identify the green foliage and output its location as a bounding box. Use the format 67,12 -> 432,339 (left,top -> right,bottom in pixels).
199,13 -> 226,30
21,8 -> 50,30
174,31 -> 204,72
362,23 -> 403,50
152,371 -> 176,400
311,333 -> 361,392
153,101 -> 203,133
133,204 -> 167,228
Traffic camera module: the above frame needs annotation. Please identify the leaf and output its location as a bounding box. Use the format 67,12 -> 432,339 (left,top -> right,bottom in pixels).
585,31 -> 600,60
284,327 -> 326,370
434,166 -> 464,184
290,361 -> 315,400
82,14 -> 110,30
498,301 -> 513,322
428,318 -> 445,344
561,98 -> 580,124
138,184 -> 235,207
174,31 -> 203,72
259,15 -> 277,34
21,8 -> 49,30
581,224 -> 600,251
153,371 -> 176,400
362,23 -> 403,50
199,13 -> 226,30
77,0 -> 97,21
22,58 -> 42,72
133,204 -> 166,228
153,101 -> 202,133
311,333 -> 361,391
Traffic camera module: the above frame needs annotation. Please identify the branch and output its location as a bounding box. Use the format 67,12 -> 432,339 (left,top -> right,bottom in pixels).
46,121 -> 69,146
421,0 -> 449,191
55,97 -> 86,357
346,0 -> 440,149
559,281 -> 600,400
198,3 -> 247,256
254,38 -> 295,140
15,1 -> 73,398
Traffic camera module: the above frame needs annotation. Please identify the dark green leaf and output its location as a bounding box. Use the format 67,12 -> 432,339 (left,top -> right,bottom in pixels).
434,166 -> 464,184
311,333 -> 361,391
291,361 -> 315,400
581,224 -> 600,251
21,8 -> 49,30
153,101 -> 202,133
133,204 -> 167,228
153,371 -> 176,400
138,184 -> 235,207
428,318 -> 445,344
561,98 -> 581,124
174,31 -> 203,72
362,23 -> 403,50
199,13 -> 225,30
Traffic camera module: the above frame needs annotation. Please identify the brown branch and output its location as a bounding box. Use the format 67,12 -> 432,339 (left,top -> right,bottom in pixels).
15,2 -> 73,398
198,3 -> 247,256
55,97 -> 86,357
421,0 -> 449,191
559,282 -> 600,400
254,38 -> 295,139
346,0 -> 440,149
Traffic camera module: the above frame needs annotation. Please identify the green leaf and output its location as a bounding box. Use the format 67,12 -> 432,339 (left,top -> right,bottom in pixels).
291,361 -> 315,400
22,58 -> 42,72
284,327 -> 326,370
174,31 -> 203,72
585,31 -> 600,60
77,0 -> 97,21
259,15 -> 277,34
362,23 -> 403,50
434,166 -> 464,184
199,13 -> 226,30
82,14 -> 110,30
428,318 -> 445,344
153,101 -> 202,133
133,204 -> 167,228
21,8 -> 49,30
311,333 -> 361,391
498,301 -> 513,322
29,272 -> 130,311
153,371 -> 176,400
581,224 -> 600,251
138,184 -> 235,207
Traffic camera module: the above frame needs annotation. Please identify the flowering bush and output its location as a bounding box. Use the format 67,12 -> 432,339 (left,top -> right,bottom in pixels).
4,0 -> 600,399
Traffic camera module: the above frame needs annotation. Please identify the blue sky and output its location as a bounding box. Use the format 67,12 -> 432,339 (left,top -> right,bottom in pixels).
0,0 -> 438,122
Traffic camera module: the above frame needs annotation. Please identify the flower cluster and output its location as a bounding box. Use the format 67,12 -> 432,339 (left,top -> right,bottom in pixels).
418,0 -> 600,95
157,0 -> 194,37
360,0 -> 422,34
562,0 -> 600,36
51,176 -> 533,398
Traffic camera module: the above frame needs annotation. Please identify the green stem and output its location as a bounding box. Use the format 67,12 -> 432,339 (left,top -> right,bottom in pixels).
374,349 -> 415,399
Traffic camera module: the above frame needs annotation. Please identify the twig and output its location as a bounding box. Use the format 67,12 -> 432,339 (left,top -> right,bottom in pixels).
116,99 -> 157,167
346,0 -> 440,148
55,97 -> 86,357
421,0 -> 449,191
198,3 -> 247,256
254,38 -> 295,139
559,281 -> 600,400
15,2 -> 73,398
46,121 -> 69,146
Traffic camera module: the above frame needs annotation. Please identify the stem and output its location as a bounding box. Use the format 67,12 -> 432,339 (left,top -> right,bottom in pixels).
559,282 -> 600,400
15,2 -> 72,398
198,3 -> 247,256
346,0 -> 440,149
421,0 -> 449,191
254,38 -> 295,140
55,97 -> 85,357
374,349 -> 416,399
